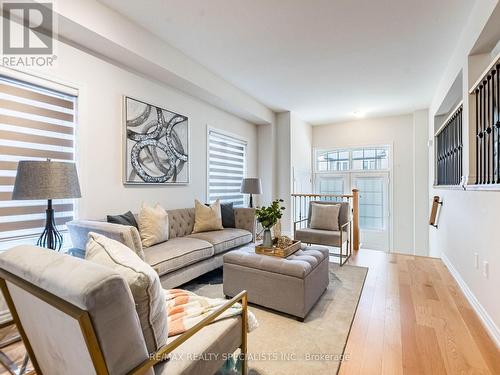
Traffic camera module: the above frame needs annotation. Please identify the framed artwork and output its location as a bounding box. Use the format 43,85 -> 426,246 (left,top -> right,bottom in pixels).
123,96 -> 189,184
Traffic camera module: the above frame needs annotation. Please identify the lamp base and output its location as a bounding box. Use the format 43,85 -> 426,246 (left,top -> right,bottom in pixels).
37,199 -> 63,251
249,194 -> 254,208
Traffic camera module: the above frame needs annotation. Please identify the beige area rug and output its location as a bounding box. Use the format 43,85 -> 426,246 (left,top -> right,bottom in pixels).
182,262 -> 368,375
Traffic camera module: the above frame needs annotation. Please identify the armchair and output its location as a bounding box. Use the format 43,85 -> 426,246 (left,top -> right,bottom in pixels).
0,246 -> 248,375
294,201 -> 352,265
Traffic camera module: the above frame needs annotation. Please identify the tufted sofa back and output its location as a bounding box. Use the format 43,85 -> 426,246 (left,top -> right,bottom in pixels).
167,208 -> 196,238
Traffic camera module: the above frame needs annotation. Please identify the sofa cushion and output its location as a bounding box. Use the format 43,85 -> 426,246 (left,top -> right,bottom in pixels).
85,233 -> 168,355
167,208 -> 195,238
188,228 -> 252,254
154,316 -> 241,375
144,237 -> 214,276
295,228 -> 348,247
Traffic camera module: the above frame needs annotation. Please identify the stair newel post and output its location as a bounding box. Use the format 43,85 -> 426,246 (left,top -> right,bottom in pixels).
352,188 -> 360,251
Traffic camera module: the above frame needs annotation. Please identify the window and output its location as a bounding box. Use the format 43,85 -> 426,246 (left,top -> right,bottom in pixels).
0,75 -> 77,248
207,129 -> 246,206
315,146 -> 389,172
435,104 -> 463,186
316,150 -> 349,171
352,147 -> 389,170
353,176 -> 386,230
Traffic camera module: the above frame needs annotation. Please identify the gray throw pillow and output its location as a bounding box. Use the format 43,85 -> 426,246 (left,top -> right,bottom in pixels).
206,202 -> 235,228
310,203 -> 340,231
107,211 -> 138,229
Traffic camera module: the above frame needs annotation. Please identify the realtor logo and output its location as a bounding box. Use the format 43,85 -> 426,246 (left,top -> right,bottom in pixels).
2,2 -> 53,54
1,2 -> 56,66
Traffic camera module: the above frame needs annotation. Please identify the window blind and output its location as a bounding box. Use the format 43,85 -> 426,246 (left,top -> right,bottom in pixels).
208,130 -> 246,207
0,75 -> 76,243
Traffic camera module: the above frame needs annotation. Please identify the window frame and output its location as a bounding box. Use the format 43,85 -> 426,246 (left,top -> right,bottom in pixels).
206,126 -> 248,207
0,69 -> 79,250
313,145 -> 391,174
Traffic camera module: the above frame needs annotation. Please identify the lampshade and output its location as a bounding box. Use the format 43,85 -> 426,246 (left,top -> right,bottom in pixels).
240,178 -> 262,194
12,160 -> 81,200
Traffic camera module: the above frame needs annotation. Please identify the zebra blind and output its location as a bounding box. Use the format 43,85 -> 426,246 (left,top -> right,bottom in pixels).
0,75 -> 76,244
208,130 -> 246,207
473,61 -> 499,184
436,104 -> 463,186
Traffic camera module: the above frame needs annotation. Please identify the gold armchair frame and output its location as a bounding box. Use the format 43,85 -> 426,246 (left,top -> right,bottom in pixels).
0,268 -> 248,375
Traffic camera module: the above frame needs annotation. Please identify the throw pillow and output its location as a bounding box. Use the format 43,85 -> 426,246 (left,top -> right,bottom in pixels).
310,203 -> 341,231
192,199 -> 224,233
106,210 -> 139,229
205,202 -> 235,228
138,203 -> 169,248
85,232 -> 167,354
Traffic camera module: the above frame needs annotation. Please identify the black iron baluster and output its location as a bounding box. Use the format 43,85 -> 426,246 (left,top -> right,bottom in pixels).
493,69 -> 497,183
476,88 -> 480,184
479,84 -> 484,184
459,107 -> 463,183
497,65 -> 500,183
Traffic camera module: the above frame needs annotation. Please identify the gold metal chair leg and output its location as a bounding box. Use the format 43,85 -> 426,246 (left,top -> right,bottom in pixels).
241,293 -> 248,375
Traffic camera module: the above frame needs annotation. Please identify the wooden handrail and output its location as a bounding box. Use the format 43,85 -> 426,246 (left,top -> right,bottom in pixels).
291,189 -> 360,251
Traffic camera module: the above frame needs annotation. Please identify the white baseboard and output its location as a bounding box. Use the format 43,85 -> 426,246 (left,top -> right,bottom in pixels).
441,253 -> 500,349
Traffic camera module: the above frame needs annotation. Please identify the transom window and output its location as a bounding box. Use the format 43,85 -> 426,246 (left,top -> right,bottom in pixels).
315,146 -> 389,172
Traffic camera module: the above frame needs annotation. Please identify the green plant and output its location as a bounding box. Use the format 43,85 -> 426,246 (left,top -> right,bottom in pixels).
255,199 -> 285,229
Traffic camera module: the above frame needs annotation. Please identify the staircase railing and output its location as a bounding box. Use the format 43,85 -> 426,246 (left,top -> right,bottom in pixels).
291,189 -> 359,250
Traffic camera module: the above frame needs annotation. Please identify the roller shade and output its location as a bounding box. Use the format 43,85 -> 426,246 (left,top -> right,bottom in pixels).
0,75 -> 76,242
208,130 -> 246,207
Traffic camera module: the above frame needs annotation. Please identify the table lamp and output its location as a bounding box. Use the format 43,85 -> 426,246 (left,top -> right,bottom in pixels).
12,160 -> 81,250
240,178 -> 262,208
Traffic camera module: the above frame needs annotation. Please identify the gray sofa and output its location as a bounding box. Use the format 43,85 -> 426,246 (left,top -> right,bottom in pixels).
67,207 -> 256,288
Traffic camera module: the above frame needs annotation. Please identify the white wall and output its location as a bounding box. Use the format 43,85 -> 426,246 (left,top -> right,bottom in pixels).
12,39 -> 258,218
428,0 -> 500,345
290,114 -> 313,194
313,113 -> 428,254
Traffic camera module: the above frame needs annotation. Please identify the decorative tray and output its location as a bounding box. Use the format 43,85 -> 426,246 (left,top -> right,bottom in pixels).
255,240 -> 302,258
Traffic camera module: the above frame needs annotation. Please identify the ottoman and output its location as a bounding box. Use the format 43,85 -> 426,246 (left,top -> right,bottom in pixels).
223,245 -> 329,321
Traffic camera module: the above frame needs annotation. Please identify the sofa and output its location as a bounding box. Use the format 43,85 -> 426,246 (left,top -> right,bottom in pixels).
67,207 -> 256,289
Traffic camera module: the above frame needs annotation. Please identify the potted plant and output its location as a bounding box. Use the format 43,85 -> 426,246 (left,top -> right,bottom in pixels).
256,199 -> 285,247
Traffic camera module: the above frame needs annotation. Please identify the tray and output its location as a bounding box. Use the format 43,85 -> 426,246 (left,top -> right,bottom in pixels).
255,240 -> 302,258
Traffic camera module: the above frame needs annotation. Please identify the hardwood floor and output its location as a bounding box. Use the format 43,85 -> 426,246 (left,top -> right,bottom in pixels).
0,249 -> 498,375
340,249 -> 500,375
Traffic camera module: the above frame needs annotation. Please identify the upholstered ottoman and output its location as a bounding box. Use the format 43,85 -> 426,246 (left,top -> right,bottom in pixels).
223,245 -> 329,321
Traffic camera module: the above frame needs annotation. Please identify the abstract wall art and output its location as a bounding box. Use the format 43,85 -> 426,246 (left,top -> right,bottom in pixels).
124,97 -> 189,184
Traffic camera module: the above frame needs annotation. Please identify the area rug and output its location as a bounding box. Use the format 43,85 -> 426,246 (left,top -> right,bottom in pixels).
181,262 -> 368,375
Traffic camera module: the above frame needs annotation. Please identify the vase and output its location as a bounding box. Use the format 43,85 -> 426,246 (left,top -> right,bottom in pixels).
262,228 -> 273,248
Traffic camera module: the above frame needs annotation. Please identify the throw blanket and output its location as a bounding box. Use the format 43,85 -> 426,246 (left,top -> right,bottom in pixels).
165,289 -> 259,337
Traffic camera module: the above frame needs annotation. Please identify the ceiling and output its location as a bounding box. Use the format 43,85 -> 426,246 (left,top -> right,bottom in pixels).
98,0 -> 475,125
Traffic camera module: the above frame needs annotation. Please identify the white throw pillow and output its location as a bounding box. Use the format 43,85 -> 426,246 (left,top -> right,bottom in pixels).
192,199 -> 224,233
85,232 -> 167,354
310,203 -> 341,231
138,202 -> 169,248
